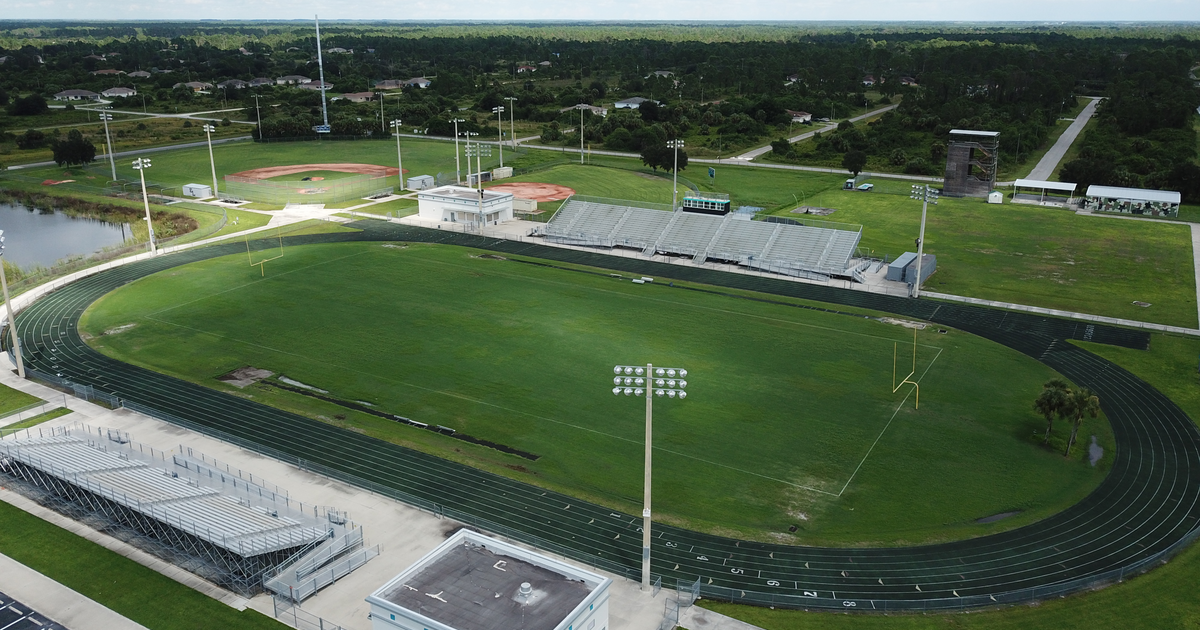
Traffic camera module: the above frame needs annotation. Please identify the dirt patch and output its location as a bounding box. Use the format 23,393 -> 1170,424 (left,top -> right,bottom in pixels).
975,510 -> 1022,524
791,206 -> 838,216
879,317 -> 928,330
228,163 -> 405,180
217,366 -> 274,388
487,182 -> 576,202
103,323 -> 137,336
1089,435 -> 1104,466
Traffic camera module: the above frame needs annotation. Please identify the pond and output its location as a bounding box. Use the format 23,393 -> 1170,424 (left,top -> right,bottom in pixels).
0,201 -> 131,269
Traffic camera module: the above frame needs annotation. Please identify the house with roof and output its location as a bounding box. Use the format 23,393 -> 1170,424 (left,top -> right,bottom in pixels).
84,54 -> 106,61
326,47 -> 353,54
560,104 -> 608,117
374,79 -> 404,90
403,77 -> 432,89
92,69 -> 125,76
337,91 -> 377,103
101,87 -> 137,98
538,60 -> 552,67
786,110 -> 812,123
276,75 -> 311,85
517,65 -> 536,73
249,77 -> 273,87
900,76 -> 919,86
298,81 -> 334,91
217,79 -> 248,90
173,81 -> 212,92
615,96 -> 656,109
54,89 -> 101,101
862,75 -> 876,86
128,70 -> 152,79
648,70 -> 674,79
785,73 -> 801,85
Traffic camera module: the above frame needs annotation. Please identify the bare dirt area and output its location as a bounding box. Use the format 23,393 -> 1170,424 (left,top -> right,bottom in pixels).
228,163 -> 405,180
487,182 -> 577,202
216,366 -> 274,388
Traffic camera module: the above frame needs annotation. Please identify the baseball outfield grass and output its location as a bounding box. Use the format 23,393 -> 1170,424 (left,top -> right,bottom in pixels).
79,241 -> 1110,546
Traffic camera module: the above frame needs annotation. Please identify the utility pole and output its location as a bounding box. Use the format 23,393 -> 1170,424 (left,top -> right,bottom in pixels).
492,106 -> 505,168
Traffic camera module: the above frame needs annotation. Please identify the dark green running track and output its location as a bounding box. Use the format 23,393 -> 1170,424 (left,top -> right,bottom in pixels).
15,220 -> 1200,612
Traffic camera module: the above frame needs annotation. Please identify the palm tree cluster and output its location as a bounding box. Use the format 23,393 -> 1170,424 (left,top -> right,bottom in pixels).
1034,379 -> 1101,457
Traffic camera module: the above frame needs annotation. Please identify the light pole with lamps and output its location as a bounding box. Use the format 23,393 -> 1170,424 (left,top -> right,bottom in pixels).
132,158 -> 157,254
667,139 -> 684,208
202,124 -> 218,199
450,118 -> 466,183
98,112 -> 117,182
504,97 -> 518,149
390,119 -> 405,192
465,137 -> 490,231
491,106 -> 505,167
909,184 -> 938,298
0,230 -> 25,378
611,364 -> 687,592
576,104 -> 588,165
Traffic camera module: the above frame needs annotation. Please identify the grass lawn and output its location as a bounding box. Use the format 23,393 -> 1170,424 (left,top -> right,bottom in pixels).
762,189 -> 1197,328
494,163 -> 676,205
0,383 -> 41,416
0,500 -> 285,630
80,241 -> 1109,546
1,407 -> 72,431
358,198 -> 418,217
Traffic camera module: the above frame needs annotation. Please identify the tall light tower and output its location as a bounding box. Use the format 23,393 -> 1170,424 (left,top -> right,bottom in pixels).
202,123 -> 218,199
909,184 -> 938,298
667,139 -> 684,209
313,15 -> 331,134
450,118 -> 466,183
250,94 -> 263,140
132,158 -> 157,255
504,96 -> 518,149
465,137 -> 490,231
390,119 -> 405,191
611,364 -> 688,591
491,105 -> 505,167
98,111 -> 117,182
0,230 -> 25,378
576,104 -> 587,165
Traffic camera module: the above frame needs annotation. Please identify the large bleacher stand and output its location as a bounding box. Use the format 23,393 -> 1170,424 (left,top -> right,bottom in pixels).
544,196 -> 862,279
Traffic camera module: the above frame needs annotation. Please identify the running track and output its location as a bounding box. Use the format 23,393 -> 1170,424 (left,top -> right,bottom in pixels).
15,221 -> 1200,611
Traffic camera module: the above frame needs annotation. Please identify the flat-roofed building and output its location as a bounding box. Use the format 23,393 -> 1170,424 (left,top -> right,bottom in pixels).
417,185 -> 514,225
1085,185 -> 1181,217
367,529 -> 610,630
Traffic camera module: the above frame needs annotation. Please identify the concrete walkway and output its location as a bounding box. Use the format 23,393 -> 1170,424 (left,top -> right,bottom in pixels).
0,553 -> 150,630
1026,98 -> 1100,181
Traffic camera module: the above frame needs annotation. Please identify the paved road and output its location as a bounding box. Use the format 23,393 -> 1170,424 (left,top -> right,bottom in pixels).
5,135 -> 252,171
1026,98 -> 1101,181
734,104 -> 899,161
18,222 -> 1200,613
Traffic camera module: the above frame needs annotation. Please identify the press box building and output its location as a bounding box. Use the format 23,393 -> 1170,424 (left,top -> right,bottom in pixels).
417,185 -> 514,225
367,529 -> 610,630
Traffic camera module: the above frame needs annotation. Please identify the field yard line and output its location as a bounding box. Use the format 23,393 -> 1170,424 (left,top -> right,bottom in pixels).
145,250 -> 374,317
405,251 -> 944,349
836,346 -> 945,497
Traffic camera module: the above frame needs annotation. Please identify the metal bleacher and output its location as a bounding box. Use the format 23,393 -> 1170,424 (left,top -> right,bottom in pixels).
544,195 -> 863,279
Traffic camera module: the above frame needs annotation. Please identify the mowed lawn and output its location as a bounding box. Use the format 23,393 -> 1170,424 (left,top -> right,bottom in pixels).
494,163 -> 676,205
80,241 -> 1110,546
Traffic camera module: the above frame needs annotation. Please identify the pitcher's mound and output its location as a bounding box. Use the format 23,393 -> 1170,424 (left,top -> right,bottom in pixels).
489,182 -> 576,202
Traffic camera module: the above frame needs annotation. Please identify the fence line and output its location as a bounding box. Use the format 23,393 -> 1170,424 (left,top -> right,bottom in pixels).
0,395 -> 70,427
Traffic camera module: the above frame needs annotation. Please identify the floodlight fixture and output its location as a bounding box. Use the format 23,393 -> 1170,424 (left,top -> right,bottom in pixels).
909,184 -> 938,298
98,112 -> 117,182
667,140 -> 685,208
390,119 -> 405,191
132,158 -> 157,254
202,124 -> 218,198
492,106 -> 506,167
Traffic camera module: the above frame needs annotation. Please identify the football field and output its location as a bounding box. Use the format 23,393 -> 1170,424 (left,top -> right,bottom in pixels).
78,241 -> 1110,545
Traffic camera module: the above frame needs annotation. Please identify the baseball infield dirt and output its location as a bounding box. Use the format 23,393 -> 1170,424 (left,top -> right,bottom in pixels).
487,182 -> 576,202
228,163 -> 406,179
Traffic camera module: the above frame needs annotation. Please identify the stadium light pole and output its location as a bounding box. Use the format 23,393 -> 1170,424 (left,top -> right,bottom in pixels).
202,124 -> 218,200
0,230 -> 25,378
611,364 -> 688,592
576,104 -> 587,165
132,158 -> 157,255
504,97 -> 517,149
450,118 -> 466,184
667,139 -> 684,209
390,119 -> 405,192
910,184 -> 938,299
492,106 -> 505,168
98,112 -> 117,182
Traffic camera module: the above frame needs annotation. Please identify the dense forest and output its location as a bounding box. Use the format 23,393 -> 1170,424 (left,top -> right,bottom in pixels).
1,22 -> 1197,198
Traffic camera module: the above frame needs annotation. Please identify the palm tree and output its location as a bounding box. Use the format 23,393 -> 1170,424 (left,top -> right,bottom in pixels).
1064,387 -> 1101,457
1033,379 -> 1070,444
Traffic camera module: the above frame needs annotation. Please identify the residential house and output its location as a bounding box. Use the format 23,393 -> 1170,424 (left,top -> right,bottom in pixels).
648,70 -> 674,78
862,75 -> 876,87
560,104 -> 608,117
128,70 -> 152,79
53,89 -> 101,101
517,65 -> 536,73
374,79 -> 405,90
101,87 -> 137,98
217,79 -> 248,90
786,110 -> 812,123
92,69 -> 125,76
900,76 -> 919,86
249,77 -> 273,87
403,77 -> 431,89
615,97 -> 655,109
785,73 -> 801,85
338,91 -> 377,103
298,81 -> 333,91
173,81 -> 213,92
326,47 -> 353,54
276,75 -> 311,85
538,61 -> 552,67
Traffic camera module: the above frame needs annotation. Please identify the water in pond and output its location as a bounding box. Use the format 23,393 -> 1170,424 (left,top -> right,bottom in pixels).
0,202 -> 131,269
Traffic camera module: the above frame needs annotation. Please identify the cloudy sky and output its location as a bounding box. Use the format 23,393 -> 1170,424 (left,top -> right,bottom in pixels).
4,0 -> 1199,22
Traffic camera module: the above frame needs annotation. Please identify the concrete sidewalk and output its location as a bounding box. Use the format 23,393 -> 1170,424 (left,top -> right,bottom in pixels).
0,553 -> 150,630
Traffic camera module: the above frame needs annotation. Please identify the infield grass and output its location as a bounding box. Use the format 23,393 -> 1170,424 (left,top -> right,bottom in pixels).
80,241 -> 1110,546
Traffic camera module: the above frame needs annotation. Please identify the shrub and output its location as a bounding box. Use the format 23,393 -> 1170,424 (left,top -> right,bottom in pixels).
182,120 -> 192,128
220,117 -> 231,127
905,158 -> 933,175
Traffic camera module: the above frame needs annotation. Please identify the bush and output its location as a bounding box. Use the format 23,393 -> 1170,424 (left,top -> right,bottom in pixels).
15,129 -> 46,150
604,127 -> 634,151
136,122 -> 147,130
220,117 -> 231,127
64,103 -> 75,111
7,94 -> 48,116
889,148 -> 909,166
905,158 -> 933,175
771,138 -> 791,156
182,120 -> 192,128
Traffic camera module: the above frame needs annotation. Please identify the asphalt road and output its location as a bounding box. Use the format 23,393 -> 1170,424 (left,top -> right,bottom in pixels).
1026,98 -> 1102,181
15,223 -> 1200,612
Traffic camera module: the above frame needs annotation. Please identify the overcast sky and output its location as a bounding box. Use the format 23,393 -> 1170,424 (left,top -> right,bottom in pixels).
3,0 -> 1199,23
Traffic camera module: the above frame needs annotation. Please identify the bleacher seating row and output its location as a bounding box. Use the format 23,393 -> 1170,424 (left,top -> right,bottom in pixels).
544,198 -> 861,276
0,436 -> 326,557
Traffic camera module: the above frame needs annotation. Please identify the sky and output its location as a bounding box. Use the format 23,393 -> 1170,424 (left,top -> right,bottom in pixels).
3,0 -> 1200,23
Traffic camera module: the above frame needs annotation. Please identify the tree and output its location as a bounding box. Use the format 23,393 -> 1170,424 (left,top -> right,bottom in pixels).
8,94 -> 48,116
842,150 -> 867,176
1033,379 -> 1070,444
15,129 -> 46,150
51,129 -> 96,167
771,138 -> 791,156
1064,387 -> 1100,457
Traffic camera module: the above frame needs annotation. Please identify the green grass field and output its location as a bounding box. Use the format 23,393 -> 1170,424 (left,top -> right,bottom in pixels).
264,169 -> 364,182
0,500 -> 285,630
0,383 -> 41,416
80,241 -> 1109,546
